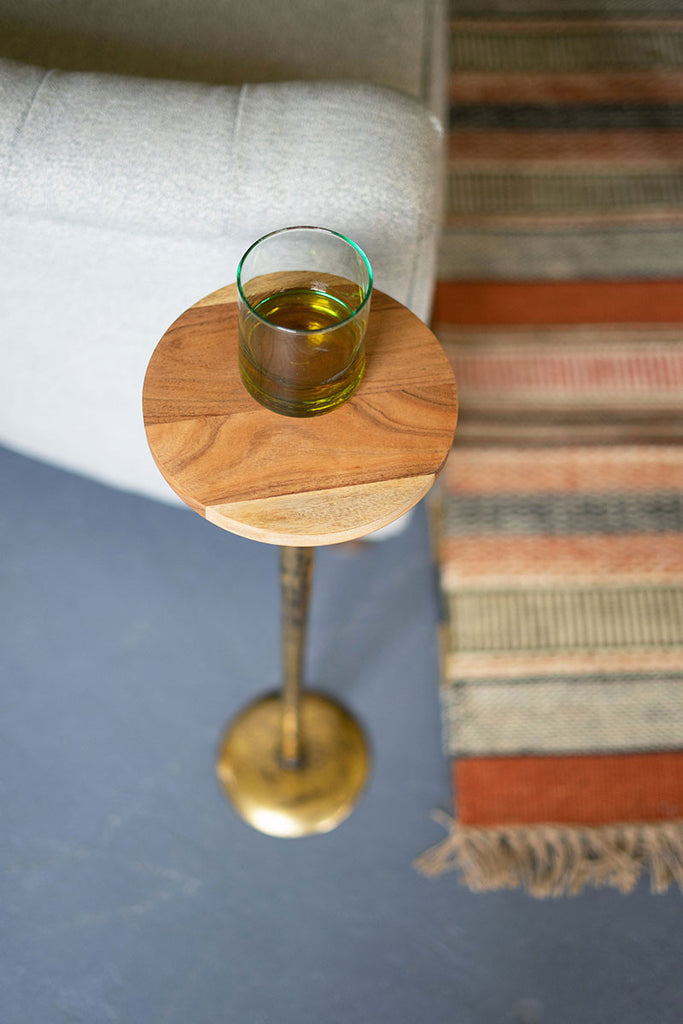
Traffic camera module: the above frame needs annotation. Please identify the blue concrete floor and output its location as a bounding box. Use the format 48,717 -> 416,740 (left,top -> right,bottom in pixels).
2,444 -> 682,1023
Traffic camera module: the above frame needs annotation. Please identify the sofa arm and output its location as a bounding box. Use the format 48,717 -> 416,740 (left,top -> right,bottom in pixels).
1,59 -> 442,313
0,58 -> 443,501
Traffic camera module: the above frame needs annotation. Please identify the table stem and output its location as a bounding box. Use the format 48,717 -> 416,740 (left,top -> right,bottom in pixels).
280,546 -> 315,768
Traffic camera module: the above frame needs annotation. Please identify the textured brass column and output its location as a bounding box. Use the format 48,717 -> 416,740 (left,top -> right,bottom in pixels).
279,546 -> 314,767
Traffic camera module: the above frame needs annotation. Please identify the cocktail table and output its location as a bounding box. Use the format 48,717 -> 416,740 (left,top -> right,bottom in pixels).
143,283 -> 457,837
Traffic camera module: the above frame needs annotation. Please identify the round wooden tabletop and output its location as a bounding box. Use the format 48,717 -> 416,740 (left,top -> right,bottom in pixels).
143,284 -> 457,546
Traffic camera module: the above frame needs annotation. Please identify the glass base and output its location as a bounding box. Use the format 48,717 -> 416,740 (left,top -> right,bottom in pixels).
238,355 -> 365,417
216,691 -> 370,837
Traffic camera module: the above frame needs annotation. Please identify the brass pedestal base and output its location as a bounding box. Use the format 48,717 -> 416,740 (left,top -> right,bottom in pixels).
216,692 -> 370,837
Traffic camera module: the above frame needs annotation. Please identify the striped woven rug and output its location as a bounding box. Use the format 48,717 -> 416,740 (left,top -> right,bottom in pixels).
416,12 -> 683,896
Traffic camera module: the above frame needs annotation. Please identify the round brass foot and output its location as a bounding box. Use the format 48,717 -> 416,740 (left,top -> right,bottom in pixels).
216,691 -> 370,837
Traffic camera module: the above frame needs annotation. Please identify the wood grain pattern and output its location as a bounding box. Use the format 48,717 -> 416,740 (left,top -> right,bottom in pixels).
143,284 -> 458,545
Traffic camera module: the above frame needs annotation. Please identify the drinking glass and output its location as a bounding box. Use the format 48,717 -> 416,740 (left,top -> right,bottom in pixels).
237,226 -> 372,417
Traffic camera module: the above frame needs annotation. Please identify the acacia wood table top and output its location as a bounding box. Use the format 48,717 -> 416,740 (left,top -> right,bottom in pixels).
143,284 -> 457,546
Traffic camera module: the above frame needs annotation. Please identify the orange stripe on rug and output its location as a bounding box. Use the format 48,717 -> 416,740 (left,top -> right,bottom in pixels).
433,281 -> 683,326
441,533 -> 683,584
449,17 -> 683,30
455,750 -> 683,826
446,648 -> 683,679
441,446 -> 683,494
448,130 -> 683,163
450,71 -> 683,103
450,349 -> 683,393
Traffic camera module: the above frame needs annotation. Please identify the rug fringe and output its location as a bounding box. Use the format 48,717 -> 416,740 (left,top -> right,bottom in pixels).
414,814 -> 683,897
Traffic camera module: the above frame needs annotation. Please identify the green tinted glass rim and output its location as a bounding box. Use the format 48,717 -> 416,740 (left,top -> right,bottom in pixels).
236,226 -> 373,335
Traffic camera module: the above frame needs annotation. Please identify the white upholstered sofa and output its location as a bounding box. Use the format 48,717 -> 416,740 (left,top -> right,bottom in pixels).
0,0 -> 447,508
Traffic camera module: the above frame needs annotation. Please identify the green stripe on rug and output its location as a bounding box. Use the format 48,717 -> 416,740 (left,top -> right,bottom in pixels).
446,585 -> 683,652
443,492 -> 683,534
449,170 -> 683,216
450,25 -> 683,72
443,673 -> 683,755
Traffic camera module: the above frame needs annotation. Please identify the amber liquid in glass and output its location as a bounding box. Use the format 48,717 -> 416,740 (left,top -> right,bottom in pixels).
238,282 -> 367,417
